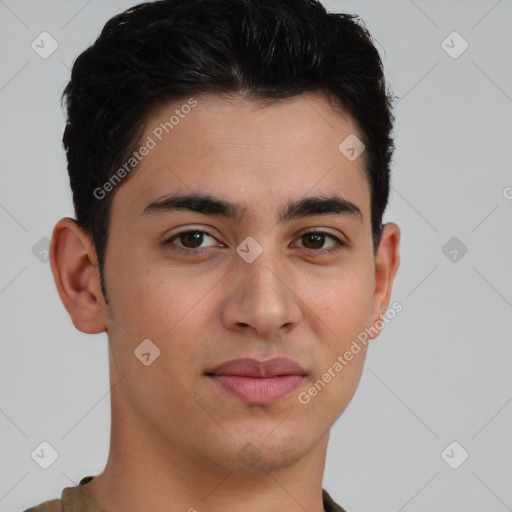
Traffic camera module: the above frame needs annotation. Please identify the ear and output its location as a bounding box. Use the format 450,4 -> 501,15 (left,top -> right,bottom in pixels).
49,217 -> 107,334
368,222 -> 401,339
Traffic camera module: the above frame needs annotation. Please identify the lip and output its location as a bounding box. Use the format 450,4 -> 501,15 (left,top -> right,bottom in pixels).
205,357 -> 307,404
206,357 -> 307,378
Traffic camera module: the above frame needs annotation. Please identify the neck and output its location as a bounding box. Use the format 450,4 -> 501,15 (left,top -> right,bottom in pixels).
84,389 -> 329,512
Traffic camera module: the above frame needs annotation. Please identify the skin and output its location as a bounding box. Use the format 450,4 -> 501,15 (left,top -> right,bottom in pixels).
50,91 -> 400,512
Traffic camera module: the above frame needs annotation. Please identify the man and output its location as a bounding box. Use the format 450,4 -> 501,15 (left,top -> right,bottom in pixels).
25,0 -> 400,510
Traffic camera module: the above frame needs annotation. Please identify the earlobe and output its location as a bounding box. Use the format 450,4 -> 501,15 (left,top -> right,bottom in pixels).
49,217 -> 107,334
368,222 -> 401,340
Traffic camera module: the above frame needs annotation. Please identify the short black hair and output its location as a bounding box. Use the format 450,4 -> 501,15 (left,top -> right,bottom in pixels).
61,0 -> 396,302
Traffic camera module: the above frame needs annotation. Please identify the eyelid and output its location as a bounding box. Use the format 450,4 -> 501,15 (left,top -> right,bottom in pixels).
164,224 -> 220,240
295,226 -> 346,241
292,229 -> 347,254
165,225 -> 346,241
163,226 -> 222,249
163,226 -> 348,254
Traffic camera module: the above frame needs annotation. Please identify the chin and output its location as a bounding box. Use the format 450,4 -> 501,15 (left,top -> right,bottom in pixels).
202,428 -> 321,474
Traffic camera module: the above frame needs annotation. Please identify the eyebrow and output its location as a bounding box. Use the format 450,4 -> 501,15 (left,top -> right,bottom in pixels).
140,192 -> 363,223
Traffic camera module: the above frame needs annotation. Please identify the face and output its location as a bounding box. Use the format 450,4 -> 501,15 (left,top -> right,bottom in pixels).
60,92 -> 400,474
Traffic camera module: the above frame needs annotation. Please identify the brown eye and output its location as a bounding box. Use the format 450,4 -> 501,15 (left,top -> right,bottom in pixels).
294,231 -> 346,256
301,233 -> 326,249
179,231 -> 204,249
165,230 -> 219,251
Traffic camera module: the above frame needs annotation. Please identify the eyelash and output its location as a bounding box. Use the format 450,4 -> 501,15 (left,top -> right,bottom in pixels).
163,229 -> 346,256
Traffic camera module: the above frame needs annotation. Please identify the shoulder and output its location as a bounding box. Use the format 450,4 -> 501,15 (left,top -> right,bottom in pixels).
322,488 -> 348,512
21,498 -> 63,512
21,475 -> 96,512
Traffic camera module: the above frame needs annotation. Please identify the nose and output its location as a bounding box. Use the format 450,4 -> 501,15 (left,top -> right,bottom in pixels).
220,245 -> 303,340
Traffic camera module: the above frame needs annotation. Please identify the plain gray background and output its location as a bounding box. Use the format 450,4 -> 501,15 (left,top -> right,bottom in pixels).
1,1 -> 511,511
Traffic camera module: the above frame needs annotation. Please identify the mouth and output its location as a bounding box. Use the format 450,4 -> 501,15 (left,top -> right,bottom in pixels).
205,357 -> 307,405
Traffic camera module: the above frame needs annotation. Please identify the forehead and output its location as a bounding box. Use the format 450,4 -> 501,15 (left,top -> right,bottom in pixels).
111,91 -> 371,224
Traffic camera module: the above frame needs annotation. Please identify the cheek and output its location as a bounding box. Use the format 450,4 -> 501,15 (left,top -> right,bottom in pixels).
104,263 -> 210,390
106,256 -> 220,355
308,261 -> 375,342
111,265 -> 175,324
